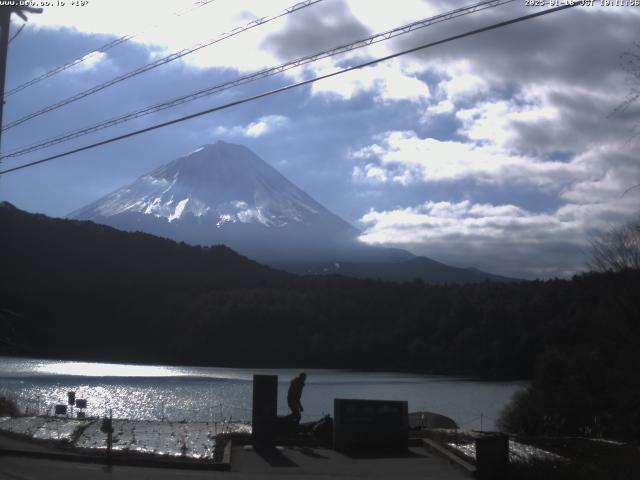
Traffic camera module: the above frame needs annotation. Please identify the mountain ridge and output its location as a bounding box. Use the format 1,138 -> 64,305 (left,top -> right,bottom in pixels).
69,141 -> 367,263
70,141 -> 356,231
68,142 -> 519,283
1,200 -> 285,292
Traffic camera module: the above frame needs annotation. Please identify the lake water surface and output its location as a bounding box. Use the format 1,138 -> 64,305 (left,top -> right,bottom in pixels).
0,356 -> 527,431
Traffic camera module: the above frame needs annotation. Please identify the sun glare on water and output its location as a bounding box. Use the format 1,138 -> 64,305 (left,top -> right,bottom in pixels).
34,360 -> 182,378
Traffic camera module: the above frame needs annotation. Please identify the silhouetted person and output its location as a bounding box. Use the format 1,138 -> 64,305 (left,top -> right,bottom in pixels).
287,372 -> 306,423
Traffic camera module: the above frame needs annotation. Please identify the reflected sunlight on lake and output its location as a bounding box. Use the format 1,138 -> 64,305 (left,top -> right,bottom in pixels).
0,356 -> 527,431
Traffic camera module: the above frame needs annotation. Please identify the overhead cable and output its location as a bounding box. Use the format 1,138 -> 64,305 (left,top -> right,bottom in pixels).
1,0 -> 514,161
2,0 -> 322,131
3,0 -> 219,98
0,4 -> 579,176
8,23 -> 26,45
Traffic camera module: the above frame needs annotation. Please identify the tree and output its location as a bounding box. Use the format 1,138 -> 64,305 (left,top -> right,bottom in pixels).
615,41 -> 640,119
587,216 -> 640,272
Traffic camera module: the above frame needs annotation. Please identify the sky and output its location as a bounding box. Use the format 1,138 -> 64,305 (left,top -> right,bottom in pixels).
0,0 -> 639,279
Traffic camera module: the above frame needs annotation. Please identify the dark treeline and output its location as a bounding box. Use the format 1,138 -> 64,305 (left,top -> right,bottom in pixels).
2,202 -> 639,440
0,202 -> 285,292
4,271 -> 638,375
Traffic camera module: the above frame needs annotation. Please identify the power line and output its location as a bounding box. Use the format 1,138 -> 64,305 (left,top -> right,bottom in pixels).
8,23 -> 25,45
0,0 -> 515,161
0,4 -> 578,177
6,35 -> 136,98
1,0 -> 323,132
3,0 -> 219,98
1,0 -> 513,160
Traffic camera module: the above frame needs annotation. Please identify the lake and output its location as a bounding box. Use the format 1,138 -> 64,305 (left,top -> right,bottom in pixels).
0,356 -> 527,431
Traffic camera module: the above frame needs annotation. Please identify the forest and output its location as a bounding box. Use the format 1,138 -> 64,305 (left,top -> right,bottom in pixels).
2,201 -> 639,441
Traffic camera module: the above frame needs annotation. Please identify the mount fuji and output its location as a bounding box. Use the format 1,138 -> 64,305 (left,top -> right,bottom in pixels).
70,141 -> 515,283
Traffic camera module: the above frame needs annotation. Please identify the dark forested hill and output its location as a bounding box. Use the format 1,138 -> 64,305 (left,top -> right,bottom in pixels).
0,201 -> 287,292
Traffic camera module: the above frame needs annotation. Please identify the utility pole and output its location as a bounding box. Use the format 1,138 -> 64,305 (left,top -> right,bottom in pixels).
0,3 -> 42,155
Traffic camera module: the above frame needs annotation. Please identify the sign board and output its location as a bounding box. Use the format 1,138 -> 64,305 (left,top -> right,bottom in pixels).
75,399 -> 87,409
333,398 -> 408,452
252,374 -> 278,446
67,391 -> 75,406
54,404 -> 68,415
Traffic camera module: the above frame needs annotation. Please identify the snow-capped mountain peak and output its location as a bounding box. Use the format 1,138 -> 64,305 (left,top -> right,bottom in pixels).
66,141 -> 510,282
69,142 -> 359,261
71,142 -> 338,229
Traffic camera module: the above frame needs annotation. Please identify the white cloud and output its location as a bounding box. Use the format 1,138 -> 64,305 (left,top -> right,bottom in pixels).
245,115 -> 288,137
346,0 -> 439,35
456,98 -> 558,150
429,99 -> 454,114
358,195 -> 640,279
307,58 -> 430,104
430,60 -> 491,104
350,130 -> 588,188
352,164 -> 388,184
29,0 -> 439,78
28,0 -> 440,104
29,0 -> 306,71
213,114 -> 288,138
351,78 -> 640,278
64,51 -> 108,74
359,200 -> 562,247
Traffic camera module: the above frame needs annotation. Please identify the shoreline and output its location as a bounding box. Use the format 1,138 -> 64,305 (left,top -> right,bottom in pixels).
0,354 -> 530,382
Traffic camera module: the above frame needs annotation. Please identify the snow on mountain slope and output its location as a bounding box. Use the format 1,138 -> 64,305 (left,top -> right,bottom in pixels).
68,141 -> 516,283
72,142 -> 348,230
69,141 -> 362,261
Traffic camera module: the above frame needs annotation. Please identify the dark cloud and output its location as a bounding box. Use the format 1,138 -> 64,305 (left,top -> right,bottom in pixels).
506,88 -> 636,157
397,6 -> 637,90
418,237 -> 588,279
260,0 -> 370,60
